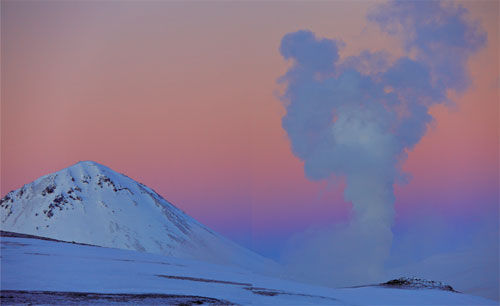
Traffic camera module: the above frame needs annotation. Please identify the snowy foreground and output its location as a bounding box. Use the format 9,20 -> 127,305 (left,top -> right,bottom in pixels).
1,234 -> 495,305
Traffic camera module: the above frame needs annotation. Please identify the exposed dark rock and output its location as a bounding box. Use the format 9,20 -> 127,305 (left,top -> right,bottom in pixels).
41,185 -> 56,196
1,192 -> 14,207
381,277 -> 457,292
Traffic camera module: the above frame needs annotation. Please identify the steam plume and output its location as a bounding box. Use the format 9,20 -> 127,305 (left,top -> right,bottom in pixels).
279,1 -> 485,285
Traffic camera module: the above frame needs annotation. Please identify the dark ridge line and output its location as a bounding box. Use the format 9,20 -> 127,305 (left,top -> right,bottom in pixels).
156,275 -> 342,302
23,252 -> 51,256
156,274 -> 252,286
0,230 -> 100,247
243,287 -> 341,302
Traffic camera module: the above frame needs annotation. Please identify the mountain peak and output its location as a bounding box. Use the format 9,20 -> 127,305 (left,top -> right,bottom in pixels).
66,160 -> 112,174
74,160 -> 102,167
52,161 -> 128,189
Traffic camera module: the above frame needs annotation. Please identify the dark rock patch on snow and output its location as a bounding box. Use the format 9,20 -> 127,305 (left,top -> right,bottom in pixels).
381,277 -> 458,292
41,184 -> 56,196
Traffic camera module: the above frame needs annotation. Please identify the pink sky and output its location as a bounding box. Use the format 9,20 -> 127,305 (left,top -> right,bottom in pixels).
1,1 -> 498,255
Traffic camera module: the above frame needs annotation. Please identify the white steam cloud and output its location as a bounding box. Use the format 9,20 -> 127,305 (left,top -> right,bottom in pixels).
278,1 -> 486,287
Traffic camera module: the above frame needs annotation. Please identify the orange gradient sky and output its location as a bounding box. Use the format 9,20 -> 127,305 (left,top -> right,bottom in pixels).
1,1 -> 498,256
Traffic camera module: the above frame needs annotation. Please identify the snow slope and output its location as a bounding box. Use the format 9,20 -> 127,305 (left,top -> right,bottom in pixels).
0,161 -> 274,272
1,234 -> 495,305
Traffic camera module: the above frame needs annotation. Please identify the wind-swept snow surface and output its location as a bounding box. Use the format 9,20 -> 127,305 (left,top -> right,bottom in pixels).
1,234 -> 495,305
0,161 -> 274,271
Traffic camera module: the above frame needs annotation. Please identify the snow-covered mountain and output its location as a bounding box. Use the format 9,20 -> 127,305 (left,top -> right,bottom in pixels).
0,161 -> 274,271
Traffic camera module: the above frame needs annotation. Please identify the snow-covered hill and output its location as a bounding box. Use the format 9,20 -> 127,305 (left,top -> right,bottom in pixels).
1,233 -> 495,305
0,161 -> 274,271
